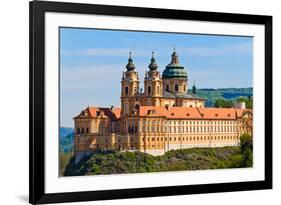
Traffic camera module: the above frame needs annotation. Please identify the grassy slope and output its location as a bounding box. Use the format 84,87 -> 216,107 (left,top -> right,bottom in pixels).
63,146 -> 251,176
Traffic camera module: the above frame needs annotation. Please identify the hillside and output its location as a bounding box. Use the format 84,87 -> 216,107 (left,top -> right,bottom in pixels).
60,127 -> 74,138
60,132 -> 74,153
59,127 -> 74,175
191,87 -> 253,107
63,143 -> 252,176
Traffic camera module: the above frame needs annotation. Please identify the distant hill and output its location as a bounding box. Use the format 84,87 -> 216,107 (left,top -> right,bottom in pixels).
190,87 -> 253,107
60,127 -> 74,138
60,127 -> 74,153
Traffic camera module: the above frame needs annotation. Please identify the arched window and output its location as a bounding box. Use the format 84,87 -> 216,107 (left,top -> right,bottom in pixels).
166,84 -> 169,91
156,86 -> 160,94
183,84 -> 186,92
125,86 -> 129,95
175,84 -> 179,92
77,128 -> 80,134
148,86 -> 151,95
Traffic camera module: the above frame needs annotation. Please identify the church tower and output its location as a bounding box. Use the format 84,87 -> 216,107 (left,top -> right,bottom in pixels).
121,52 -> 140,117
162,49 -> 188,94
144,52 -> 162,106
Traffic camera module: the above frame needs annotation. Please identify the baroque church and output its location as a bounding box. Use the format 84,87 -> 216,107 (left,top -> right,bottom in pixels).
73,50 -> 252,163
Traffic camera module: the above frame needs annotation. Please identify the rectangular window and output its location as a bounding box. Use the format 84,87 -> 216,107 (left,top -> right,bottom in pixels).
175,84 -> 179,92
125,86 -> 129,95
148,86 -> 151,95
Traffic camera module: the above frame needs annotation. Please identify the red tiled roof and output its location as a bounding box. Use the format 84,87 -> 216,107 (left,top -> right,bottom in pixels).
139,106 -> 201,119
139,106 -> 252,120
75,106 -> 252,120
88,107 -> 121,121
197,107 -> 236,120
74,107 -> 121,121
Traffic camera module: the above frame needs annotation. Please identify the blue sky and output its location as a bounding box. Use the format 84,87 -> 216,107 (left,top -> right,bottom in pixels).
60,27 -> 253,127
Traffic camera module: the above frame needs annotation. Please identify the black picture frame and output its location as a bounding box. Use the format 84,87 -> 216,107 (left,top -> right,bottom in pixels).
29,0 -> 272,204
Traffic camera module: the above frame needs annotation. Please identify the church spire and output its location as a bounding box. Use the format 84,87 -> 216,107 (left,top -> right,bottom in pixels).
192,81 -> 197,94
171,47 -> 179,64
126,51 -> 135,71
148,51 -> 158,71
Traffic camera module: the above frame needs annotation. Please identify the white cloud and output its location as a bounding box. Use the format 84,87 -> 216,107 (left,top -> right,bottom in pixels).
61,41 -> 252,59
179,42 -> 252,57
61,48 -> 151,57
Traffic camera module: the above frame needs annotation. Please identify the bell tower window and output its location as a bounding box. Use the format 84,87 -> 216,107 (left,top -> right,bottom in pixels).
125,86 -> 128,95
175,84 -> 179,92
148,86 -> 151,95
166,84 -> 169,91
183,84 -> 186,92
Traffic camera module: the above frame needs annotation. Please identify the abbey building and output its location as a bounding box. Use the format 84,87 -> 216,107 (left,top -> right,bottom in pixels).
73,50 -> 252,163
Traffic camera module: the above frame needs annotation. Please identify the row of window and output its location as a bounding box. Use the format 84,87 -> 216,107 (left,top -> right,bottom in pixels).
142,144 -> 238,149
124,86 -> 138,95
142,135 -> 239,142
77,135 -> 238,144
124,85 -> 162,96
165,84 -> 186,92
77,124 -> 119,134
142,120 -> 237,125
142,125 -> 240,133
77,127 -> 89,134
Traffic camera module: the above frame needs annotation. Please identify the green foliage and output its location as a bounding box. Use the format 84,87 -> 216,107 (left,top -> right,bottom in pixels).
62,145 -> 253,176
240,133 -> 253,167
214,99 -> 233,108
59,152 -> 73,176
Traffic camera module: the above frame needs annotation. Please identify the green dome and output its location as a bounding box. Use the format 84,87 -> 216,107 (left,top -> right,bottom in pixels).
162,66 -> 187,78
162,50 -> 187,79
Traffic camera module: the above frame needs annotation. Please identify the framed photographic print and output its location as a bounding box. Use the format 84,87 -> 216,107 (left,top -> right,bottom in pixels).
29,0 -> 272,204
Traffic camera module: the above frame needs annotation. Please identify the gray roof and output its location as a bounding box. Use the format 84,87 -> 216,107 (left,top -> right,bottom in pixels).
162,90 -> 204,100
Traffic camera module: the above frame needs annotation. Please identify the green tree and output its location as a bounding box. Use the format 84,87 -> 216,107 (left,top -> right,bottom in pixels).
239,133 -> 253,167
214,99 -> 233,108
